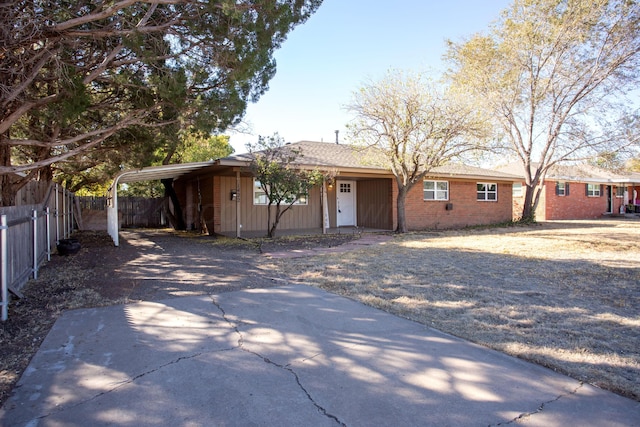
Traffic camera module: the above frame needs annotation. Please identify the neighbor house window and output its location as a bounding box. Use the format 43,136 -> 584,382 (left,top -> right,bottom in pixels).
477,183 -> 497,201
512,183 -> 523,197
586,184 -> 601,197
555,182 -> 570,196
423,180 -> 449,201
253,179 -> 308,205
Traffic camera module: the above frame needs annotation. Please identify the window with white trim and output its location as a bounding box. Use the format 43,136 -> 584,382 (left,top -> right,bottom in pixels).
253,179 -> 268,204
512,183 -> 523,197
586,184 -> 601,197
556,182 -> 569,196
423,180 -> 449,201
253,179 -> 308,205
477,183 -> 497,201
616,186 -> 624,198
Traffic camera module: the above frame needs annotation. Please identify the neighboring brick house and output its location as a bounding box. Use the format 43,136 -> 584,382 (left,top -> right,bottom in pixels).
108,141 -> 520,243
497,163 -> 640,220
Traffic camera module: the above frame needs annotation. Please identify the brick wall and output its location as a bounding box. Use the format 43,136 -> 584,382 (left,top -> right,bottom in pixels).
542,181 -> 609,220
403,179 -> 513,230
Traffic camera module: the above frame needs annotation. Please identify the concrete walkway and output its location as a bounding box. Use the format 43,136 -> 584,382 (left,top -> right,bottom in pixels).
1,285 -> 638,426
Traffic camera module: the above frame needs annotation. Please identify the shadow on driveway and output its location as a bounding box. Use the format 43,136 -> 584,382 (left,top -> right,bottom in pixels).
2,285 -> 639,426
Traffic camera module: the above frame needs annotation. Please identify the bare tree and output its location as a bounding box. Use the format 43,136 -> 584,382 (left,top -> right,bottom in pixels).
446,0 -> 640,221
347,70 -> 489,233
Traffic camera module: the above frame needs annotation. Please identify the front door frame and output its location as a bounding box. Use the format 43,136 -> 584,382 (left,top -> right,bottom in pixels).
336,180 -> 357,227
606,185 -> 613,214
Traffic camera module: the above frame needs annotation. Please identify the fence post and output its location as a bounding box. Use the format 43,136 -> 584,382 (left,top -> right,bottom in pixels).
46,207 -> 51,261
62,186 -> 67,239
66,190 -> 70,236
55,183 -> 60,243
1,215 -> 8,321
32,209 -> 38,280
70,193 -> 74,233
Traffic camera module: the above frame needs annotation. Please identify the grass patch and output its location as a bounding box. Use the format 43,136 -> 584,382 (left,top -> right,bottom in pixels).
277,219 -> 640,401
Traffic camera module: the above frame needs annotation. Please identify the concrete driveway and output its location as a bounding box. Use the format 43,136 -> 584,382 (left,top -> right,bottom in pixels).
1,285 -> 638,426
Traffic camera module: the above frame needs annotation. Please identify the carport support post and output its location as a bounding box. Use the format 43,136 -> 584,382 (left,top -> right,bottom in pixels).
107,177 -> 121,246
236,170 -> 241,238
322,178 -> 329,234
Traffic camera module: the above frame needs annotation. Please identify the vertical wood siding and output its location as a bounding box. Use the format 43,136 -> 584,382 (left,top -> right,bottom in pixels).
198,176 -> 215,234
218,176 -> 322,234
327,185 -> 337,227
219,176 -> 237,233
357,179 -> 393,229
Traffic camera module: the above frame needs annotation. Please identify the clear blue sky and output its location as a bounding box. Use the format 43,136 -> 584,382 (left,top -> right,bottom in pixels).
228,0 -> 512,153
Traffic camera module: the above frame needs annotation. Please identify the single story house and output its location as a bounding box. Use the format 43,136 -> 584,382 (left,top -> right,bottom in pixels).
497,162 -> 640,220
107,141 -> 520,244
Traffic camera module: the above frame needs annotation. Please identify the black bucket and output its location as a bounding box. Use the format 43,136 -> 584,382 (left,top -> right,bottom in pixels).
57,238 -> 81,255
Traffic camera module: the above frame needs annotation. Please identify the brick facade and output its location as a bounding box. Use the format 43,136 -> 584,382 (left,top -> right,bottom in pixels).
403,179 -> 513,230
513,180 -> 634,220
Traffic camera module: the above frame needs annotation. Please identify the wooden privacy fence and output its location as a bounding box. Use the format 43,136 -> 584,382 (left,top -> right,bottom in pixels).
1,184 -> 76,321
118,197 -> 168,228
78,196 -> 168,229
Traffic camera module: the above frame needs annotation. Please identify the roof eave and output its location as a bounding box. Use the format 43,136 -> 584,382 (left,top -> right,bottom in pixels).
426,172 -> 520,182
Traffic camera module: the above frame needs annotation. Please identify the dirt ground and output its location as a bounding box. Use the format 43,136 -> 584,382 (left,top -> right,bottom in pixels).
1,219 -> 638,407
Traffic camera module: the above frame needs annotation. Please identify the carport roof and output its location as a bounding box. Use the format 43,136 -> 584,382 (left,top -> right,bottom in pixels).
114,161 -> 215,184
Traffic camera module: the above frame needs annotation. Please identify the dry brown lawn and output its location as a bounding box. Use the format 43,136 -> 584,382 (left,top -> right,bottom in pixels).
272,219 -> 640,401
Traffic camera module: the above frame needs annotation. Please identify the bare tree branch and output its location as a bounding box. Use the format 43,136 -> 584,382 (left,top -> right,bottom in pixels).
447,0 -> 640,220
347,70 -> 490,232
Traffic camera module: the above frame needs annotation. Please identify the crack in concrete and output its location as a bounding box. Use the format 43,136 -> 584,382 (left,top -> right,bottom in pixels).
210,296 -> 347,426
27,344 -> 237,424
490,382 -> 585,426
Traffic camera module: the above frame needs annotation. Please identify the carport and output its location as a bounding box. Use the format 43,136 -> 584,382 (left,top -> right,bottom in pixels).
106,143 -> 396,245
107,162 -> 213,246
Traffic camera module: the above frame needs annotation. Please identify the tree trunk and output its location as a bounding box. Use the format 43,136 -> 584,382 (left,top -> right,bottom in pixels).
0,142 -> 16,206
266,202 -> 274,237
162,178 -> 186,230
268,203 -> 281,238
521,184 -> 536,222
396,187 -> 408,233
0,174 -> 16,207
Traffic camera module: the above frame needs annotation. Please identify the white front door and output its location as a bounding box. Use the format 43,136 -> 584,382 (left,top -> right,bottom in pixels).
336,180 -> 356,226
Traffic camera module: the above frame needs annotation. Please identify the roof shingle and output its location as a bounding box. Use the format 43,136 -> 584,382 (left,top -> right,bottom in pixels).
226,141 -> 520,180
